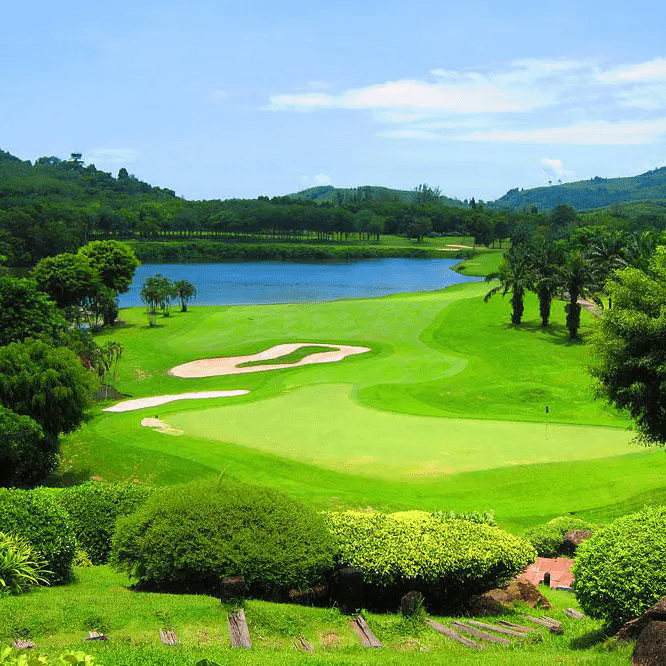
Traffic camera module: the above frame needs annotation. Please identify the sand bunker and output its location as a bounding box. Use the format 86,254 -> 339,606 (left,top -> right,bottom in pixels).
103,390 -> 249,413
169,343 -> 371,378
140,417 -> 183,436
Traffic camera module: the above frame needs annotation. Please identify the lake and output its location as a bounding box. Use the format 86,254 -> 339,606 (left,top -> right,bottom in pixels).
118,258 -> 481,308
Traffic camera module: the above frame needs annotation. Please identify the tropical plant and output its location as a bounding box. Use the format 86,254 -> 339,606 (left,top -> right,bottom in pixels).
559,251 -> 594,339
140,273 -> 175,324
526,237 -> 563,327
484,244 -> 531,324
173,279 -> 197,312
0,532 -> 50,595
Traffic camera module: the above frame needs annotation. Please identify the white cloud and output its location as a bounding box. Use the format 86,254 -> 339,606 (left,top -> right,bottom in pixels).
269,92 -> 333,111
598,58 -> 666,83
458,119 -> 666,145
376,129 -> 443,141
313,172 -> 333,186
540,158 -> 575,182
86,148 -> 139,164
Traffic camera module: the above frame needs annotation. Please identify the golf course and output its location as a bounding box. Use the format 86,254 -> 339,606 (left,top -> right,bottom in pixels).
62,268 -> 666,533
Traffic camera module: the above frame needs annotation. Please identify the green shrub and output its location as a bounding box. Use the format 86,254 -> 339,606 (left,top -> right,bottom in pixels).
57,481 -> 155,564
573,506 -> 666,628
431,509 -> 496,526
0,532 -> 50,595
0,648 -> 98,665
326,510 -> 535,605
111,478 -> 336,593
0,488 -> 76,584
523,515 -> 595,557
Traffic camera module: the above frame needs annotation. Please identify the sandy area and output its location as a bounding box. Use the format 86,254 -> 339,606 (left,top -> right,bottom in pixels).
103,390 -> 249,413
140,417 -> 183,435
169,343 -> 371,379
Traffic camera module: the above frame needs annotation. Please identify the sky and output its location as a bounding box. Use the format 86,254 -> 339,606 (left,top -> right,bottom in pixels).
3,0 -> 666,202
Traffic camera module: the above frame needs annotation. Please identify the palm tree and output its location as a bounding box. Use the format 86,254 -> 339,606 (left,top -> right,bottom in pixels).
526,237 -> 563,328
587,231 -> 627,308
484,244 -> 531,325
174,279 -> 197,312
559,251 -> 594,340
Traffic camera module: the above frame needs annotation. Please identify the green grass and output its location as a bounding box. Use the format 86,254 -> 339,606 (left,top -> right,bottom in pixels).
237,345 -> 338,368
0,566 -> 632,665
58,280 -> 666,532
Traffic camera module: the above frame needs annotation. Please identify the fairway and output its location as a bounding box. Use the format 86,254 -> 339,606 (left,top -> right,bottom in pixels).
168,383 -> 633,479
63,278 -> 658,530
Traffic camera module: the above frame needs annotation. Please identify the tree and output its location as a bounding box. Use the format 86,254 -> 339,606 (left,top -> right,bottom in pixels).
526,237 -> 563,328
0,406 -> 48,487
559,251 -> 594,340
31,253 -> 101,324
140,273 -> 175,324
590,247 -> 666,445
173,279 -> 197,312
0,276 -> 67,346
484,244 -> 531,325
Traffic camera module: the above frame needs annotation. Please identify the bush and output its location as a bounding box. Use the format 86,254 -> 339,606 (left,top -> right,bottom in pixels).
111,478 -> 336,593
326,510 -> 535,609
0,532 -> 50,595
523,516 -> 596,557
0,648 -> 98,665
0,488 -> 76,584
573,506 -> 666,628
57,481 -> 155,564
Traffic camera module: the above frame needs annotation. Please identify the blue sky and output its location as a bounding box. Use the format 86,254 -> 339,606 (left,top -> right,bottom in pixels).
3,0 -> 666,201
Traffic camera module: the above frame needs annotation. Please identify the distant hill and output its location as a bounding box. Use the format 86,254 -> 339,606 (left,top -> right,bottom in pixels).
292,184 -> 467,207
493,167 -> 666,211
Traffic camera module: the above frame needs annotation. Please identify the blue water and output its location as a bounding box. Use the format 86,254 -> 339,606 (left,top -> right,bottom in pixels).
118,258 -> 480,308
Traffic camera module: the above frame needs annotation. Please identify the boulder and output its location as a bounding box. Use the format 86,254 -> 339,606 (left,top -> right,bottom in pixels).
632,620 -> 666,665
618,597 -> 666,641
561,529 -> 593,556
468,579 -> 551,615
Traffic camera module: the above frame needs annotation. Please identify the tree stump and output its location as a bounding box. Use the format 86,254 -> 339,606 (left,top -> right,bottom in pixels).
228,609 -> 252,648
351,615 -> 382,648
400,590 -> 424,616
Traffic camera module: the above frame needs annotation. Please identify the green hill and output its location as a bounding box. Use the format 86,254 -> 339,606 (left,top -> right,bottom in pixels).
493,167 -> 666,211
293,184 -> 467,207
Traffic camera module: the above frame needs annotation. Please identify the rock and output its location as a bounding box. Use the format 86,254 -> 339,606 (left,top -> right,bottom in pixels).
632,620 -> 666,665
618,597 -> 666,641
400,591 -> 424,616
561,529 -> 593,556
468,579 -> 551,615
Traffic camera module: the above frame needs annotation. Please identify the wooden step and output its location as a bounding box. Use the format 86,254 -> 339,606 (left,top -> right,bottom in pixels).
451,621 -> 510,645
160,629 -> 179,645
427,619 -> 486,649
351,615 -> 382,648
466,619 -> 527,637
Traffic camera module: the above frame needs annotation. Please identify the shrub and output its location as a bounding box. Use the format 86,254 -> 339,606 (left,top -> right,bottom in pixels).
57,481 -> 155,564
523,515 -> 596,557
0,648 -> 98,665
326,510 -> 535,608
111,478 -> 336,593
0,488 -> 76,584
573,506 -> 666,628
431,509 -> 496,526
0,532 -> 50,595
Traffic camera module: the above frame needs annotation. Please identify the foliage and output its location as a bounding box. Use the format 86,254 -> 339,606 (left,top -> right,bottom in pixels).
0,277 -> 66,346
484,243 -> 531,324
57,482 -> 155,564
0,406 -> 49,488
0,532 -> 50,595
590,246 -> 666,444
173,279 -> 197,312
0,488 -> 76,584
326,510 -> 535,600
78,240 -> 139,294
139,273 -> 175,323
573,505 -> 666,628
0,339 -> 95,443
523,516 -> 595,557
0,648 -> 99,665
110,478 -> 336,592
430,509 -> 496,525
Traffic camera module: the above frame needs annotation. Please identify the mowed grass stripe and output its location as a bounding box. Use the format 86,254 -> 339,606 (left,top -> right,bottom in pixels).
168,383 -> 633,479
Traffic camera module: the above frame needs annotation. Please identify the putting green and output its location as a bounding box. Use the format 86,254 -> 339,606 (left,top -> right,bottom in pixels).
167,383 -> 633,480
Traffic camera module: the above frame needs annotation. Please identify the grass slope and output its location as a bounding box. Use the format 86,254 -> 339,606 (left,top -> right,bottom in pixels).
59,279 -> 666,531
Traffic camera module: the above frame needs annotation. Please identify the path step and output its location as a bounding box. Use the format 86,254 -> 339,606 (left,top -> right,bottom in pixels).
427,619 -> 486,649
466,619 -> 527,637
565,608 -> 585,620
12,640 -> 36,650
85,631 -> 108,641
228,609 -> 252,648
497,620 -> 531,633
451,621 -> 510,645
293,636 -> 314,653
351,614 -> 382,648
160,629 -> 179,645
521,615 -> 564,634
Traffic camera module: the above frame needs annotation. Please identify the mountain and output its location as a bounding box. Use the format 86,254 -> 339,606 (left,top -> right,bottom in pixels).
292,185 -> 467,207
492,167 -> 666,211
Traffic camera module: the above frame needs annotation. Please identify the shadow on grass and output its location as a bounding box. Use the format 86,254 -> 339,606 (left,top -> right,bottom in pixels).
569,627 -> 614,650
501,321 -> 588,347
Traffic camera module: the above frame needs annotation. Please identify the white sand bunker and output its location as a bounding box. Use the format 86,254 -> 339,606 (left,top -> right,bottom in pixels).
169,343 -> 371,379
103,390 -> 249,413
140,417 -> 183,436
